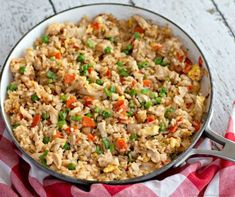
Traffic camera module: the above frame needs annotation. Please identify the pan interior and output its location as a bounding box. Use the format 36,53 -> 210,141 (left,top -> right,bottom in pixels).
0,3 -> 212,184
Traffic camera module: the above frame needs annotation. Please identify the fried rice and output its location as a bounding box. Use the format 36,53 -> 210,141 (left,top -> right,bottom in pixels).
4,14 -> 205,181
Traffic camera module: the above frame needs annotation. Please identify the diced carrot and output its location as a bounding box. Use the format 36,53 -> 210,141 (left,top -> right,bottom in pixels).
198,56 -> 203,67
192,120 -> 201,131
83,96 -> 94,107
114,100 -> 128,113
185,57 -> 192,65
65,127 -> 71,134
176,116 -> 183,124
73,125 -> 78,130
183,63 -> 192,74
54,52 -> 62,59
91,22 -> 100,30
143,79 -> 152,87
177,52 -> 184,62
31,114 -> 41,127
119,112 -> 128,123
106,68 -> 111,78
114,100 -> 124,109
82,116 -> 96,128
168,125 -> 178,133
120,78 -> 125,84
116,138 -> 128,151
131,80 -> 137,87
168,117 -> 183,133
146,115 -> 155,123
66,96 -> 77,109
88,133 -> 95,142
134,26 -> 144,34
88,67 -> 93,74
65,125 -> 78,134
54,131 -> 63,138
187,85 -> 193,91
64,74 -> 76,84
152,43 -> 163,51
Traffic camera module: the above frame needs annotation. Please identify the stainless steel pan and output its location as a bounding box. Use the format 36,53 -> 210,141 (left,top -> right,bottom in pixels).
1,3 -> 235,185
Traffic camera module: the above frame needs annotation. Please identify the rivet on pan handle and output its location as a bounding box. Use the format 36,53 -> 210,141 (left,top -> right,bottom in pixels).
175,109 -> 235,167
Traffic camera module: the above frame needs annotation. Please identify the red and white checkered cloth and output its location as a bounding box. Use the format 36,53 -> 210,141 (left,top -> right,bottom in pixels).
1,102 -> 235,197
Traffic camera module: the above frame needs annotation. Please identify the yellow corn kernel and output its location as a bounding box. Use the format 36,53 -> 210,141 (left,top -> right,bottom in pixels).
188,64 -> 201,81
128,19 -> 133,27
103,164 -> 116,173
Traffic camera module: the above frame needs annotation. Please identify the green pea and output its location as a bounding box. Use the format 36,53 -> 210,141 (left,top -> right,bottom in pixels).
127,111 -> 134,117
67,163 -> 76,170
12,123 -> 20,129
128,151 -> 133,163
7,83 -> 17,91
104,87 -> 112,98
58,111 -> 67,121
42,136 -> 50,144
19,66 -> 26,74
96,79 -> 104,85
116,61 -> 124,66
77,53 -> 85,63
57,120 -> 66,129
63,142 -> 70,150
123,44 -> 132,55
129,100 -> 135,108
110,85 -> 116,93
118,67 -> 129,77
102,111 -> 111,119
71,116 -> 82,121
60,94 -> 68,102
159,87 -> 167,97
134,32 -> 140,40
164,107 -> 175,119
138,61 -> 148,69
129,89 -> 137,97
159,122 -> 166,132
41,35 -> 49,44
109,143 -> 115,153
129,133 -> 138,141
31,94 -> 39,102
87,39 -> 94,48
104,46 -> 111,54
42,112 -> 49,120
154,57 -> 168,66
94,107 -> 102,114
85,113 -> 92,118
102,138 -> 110,149
46,70 -> 57,81
155,97 -> 162,104
39,150 -> 48,166
144,101 -> 153,109
141,88 -> 150,94
106,36 -> 114,42
96,146 -> 103,155
154,57 -> 163,65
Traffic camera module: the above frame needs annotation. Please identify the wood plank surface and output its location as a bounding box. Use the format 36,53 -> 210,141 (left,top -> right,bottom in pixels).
0,0 -> 235,135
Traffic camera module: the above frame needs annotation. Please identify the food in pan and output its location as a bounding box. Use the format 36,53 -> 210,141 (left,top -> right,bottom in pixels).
4,14 -> 205,181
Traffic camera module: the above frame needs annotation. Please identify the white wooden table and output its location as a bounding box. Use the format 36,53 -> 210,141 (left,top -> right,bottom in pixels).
0,0 -> 234,135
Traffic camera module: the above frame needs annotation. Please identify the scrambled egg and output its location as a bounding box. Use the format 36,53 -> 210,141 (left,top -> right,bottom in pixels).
139,125 -> 159,136
188,64 -> 201,81
103,164 -> 117,173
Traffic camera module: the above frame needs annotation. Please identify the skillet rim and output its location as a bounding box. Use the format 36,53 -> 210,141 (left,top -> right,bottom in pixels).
0,3 -> 213,185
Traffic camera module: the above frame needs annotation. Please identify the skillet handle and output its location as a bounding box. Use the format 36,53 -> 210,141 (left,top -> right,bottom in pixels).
175,113 -> 235,167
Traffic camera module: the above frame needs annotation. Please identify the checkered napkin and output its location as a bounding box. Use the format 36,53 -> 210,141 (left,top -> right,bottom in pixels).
1,102 -> 235,197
